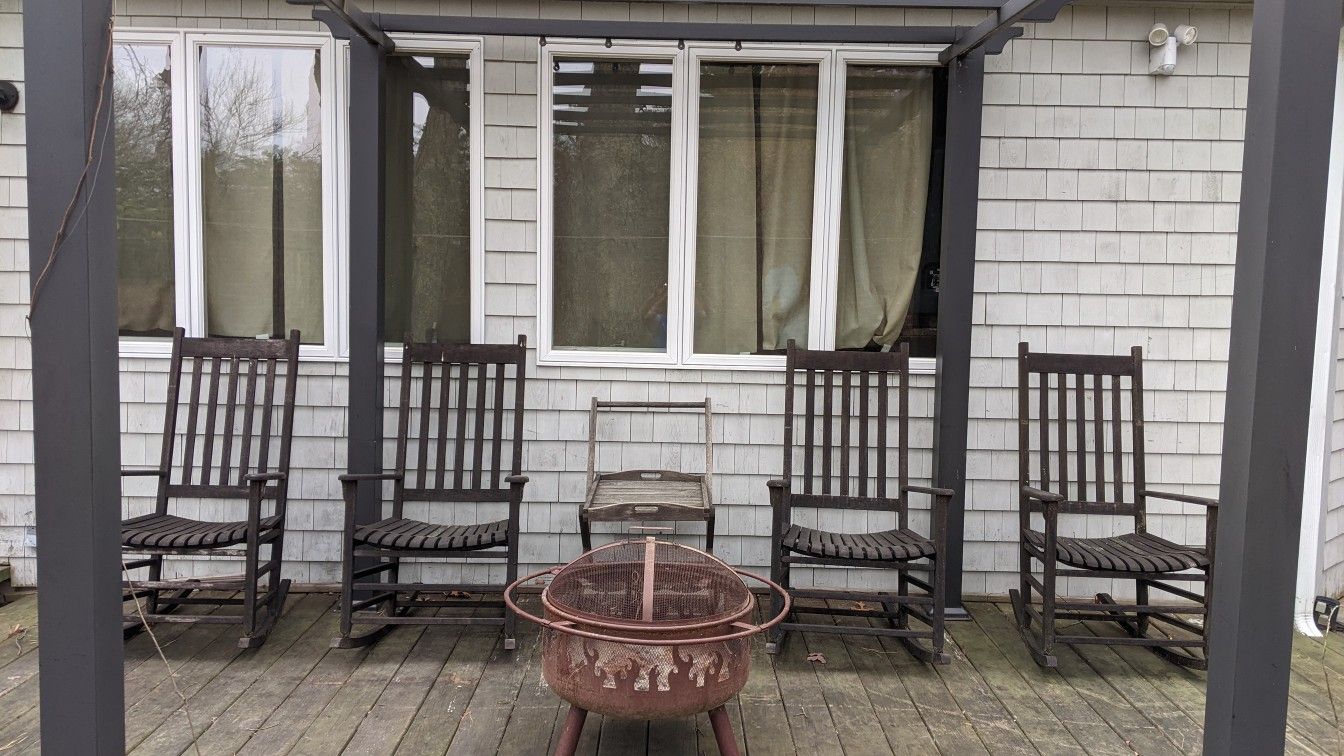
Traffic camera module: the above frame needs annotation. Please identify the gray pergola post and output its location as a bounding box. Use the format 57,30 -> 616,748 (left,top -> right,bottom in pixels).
1204,0 -> 1343,751
344,34 -> 389,536
933,49 -> 986,615
22,0 -> 126,752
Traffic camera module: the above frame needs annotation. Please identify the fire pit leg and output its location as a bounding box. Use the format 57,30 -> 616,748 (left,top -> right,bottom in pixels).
707,705 -> 741,756
553,705 -> 588,756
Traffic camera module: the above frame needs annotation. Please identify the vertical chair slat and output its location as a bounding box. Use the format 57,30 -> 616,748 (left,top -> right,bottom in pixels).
182,358 -> 204,486
1112,374 -> 1123,504
1092,372 -> 1105,503
840,370 -> 851,496
454,362 -> 469,489
1056,372 -> 1069,498
393,354 -> 415,518
822,370 -> 833,495
898,356 -> 909,522
1038,372 -> 1050,488
434,359 -> 452,490
1074,369 -> 1087,502
491,362 -> 506,488
200,357 -> 223,486
877,368 -> 888,499
858,370 -> 869,498
257,359 -> 277,474
803,369 -> 815,495
238,359 -> 259,483
472,362 -> 488,489
417,361 -> 433,489
220,357 -> 240,486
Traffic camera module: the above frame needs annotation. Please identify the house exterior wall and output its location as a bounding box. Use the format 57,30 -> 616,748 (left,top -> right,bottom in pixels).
0,0 -> 1264,597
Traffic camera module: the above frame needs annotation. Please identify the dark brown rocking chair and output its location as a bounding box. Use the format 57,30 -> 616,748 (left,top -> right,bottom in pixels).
1011,343 -> 1216,669
335,338 -> 528,649
767,341 -> 951,663
121,327 -> 300,649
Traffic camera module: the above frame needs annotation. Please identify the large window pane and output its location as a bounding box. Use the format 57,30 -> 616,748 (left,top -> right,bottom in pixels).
115,43 -> 176,338
551,59 -> 672,352
835,66 -> 934,353
385,54 -> 471,345
199,45 -> 324,343
694,62 -> 818,355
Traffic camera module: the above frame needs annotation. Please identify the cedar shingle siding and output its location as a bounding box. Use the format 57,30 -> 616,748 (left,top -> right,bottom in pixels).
3,0 -> 1335,598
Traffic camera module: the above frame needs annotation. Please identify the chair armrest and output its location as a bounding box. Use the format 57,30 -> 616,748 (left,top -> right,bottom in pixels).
766,478 -> 790,490
244,471 -> 287,484
1141,489 -> 1218,508
121,467 -> 166,478
903,483 -> 956,499
338,472 -> 404,484
505,474 -> 529,486
1022,485 -> 1064,503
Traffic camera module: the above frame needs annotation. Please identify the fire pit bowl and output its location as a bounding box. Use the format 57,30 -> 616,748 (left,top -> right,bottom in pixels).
503,538 -> 790,756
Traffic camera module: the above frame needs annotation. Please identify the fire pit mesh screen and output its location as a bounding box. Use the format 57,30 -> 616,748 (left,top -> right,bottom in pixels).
545,539 -> 754,626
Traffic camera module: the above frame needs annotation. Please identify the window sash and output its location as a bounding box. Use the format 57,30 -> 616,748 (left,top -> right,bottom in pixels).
538,41 -> 941,371
113,30 -> 346,360
380,34 -> 486,361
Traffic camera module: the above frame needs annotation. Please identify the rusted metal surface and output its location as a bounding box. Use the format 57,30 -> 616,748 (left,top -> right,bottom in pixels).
503,537 -> 789,736
541,628 -> 749,719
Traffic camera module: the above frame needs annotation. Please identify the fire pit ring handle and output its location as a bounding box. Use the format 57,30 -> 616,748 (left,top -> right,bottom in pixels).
502,567 -> 792,647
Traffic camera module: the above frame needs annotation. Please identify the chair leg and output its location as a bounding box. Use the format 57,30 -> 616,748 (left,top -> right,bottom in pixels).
1010,548 -> 1058,668
1018,543 -> 1033,631
504,543 -> 519,651
766,547 -> 789,655
1135,578 -> 1151,636
146,554 -> 163,616
579,511 -> 592,553
241,530 -> 261,644
704,511 -> 715,554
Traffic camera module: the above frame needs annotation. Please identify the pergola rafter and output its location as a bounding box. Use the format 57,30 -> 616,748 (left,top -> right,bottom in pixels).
19,0 -> 1343,753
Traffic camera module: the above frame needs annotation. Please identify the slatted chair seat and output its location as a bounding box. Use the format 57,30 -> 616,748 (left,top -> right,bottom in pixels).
781,525 -> 936,561
123,513 -> 282,549
1023,530 -> 1208,573
354,518 -> 509,551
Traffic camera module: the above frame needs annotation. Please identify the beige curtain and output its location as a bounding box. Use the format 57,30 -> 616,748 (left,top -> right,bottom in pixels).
694,63 -> 818,355
200,46 -> 325,343
835,67 -> 933,350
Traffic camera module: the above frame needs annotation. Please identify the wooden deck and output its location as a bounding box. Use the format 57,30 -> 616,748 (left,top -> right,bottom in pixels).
0,591 -> 1340,754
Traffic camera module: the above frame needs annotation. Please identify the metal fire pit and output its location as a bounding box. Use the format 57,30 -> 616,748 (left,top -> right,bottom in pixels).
504,538 -> 790,756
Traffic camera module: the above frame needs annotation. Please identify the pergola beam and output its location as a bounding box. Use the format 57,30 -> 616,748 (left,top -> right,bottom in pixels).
289,0 -> 396,49
22,0 -> 126,752
374,14 -> 974,44
1204,0 -> 1343,752
939,0 -> 1066,63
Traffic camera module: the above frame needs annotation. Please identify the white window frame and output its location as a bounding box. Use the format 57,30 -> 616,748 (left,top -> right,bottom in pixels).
536,40 -> 943,372
380,34 -> 487,362
114,29 -> 348,360
538,41 -> 689,368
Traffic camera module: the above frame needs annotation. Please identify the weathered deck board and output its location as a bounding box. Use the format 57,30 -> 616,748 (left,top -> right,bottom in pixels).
0,592 -> 1339,753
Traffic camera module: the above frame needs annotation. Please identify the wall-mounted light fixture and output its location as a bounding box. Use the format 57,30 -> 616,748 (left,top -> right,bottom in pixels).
1148,23 -> 1198,76
0,81 -> 18,113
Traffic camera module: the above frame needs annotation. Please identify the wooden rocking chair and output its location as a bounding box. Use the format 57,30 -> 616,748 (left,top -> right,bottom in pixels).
334,337 -> 528,649
767,341 -> 951,663
1011,343 -> 1216,669
121,327 -> 300,649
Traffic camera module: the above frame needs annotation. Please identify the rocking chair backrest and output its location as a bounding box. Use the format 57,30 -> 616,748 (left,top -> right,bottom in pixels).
1017,342 -> 1146,523
391,337 -> 527,515
782,341 -> 909,524
158,327 -> 301,508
